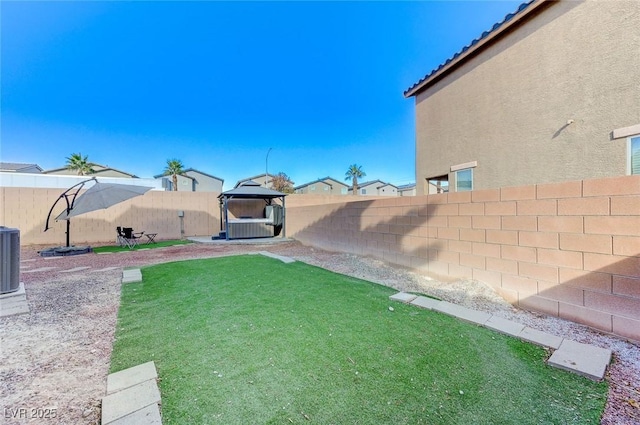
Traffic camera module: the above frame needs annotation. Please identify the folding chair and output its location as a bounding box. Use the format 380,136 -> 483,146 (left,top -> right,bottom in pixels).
116,226 -> 140,249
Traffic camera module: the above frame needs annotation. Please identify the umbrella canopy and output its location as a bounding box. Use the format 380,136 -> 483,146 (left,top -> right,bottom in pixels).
56,182 -> 153,220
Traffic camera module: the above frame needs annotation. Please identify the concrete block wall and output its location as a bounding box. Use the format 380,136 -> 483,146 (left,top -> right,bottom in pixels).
0,188 -> 220,245
287,176 -> 640,342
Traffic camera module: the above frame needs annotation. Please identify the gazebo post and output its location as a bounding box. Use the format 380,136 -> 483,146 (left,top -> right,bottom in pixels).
224,196 -> 230,241
282,195 -> 286,238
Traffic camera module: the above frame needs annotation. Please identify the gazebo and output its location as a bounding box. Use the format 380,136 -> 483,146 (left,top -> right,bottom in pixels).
217,181 -> 287,240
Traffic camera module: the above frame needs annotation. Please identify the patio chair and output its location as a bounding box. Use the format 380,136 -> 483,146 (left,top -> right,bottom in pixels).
116,226 -> 141,249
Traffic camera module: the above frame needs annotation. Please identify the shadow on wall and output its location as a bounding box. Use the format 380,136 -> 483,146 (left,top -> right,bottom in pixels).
287,195 -> 640,342
289,197 -> 451,280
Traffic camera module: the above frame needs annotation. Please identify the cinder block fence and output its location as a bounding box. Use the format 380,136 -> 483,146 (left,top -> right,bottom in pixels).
2,176 -> 638,341
287,176 -> 640,342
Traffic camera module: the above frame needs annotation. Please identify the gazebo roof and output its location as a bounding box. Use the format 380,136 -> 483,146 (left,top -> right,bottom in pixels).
218,180 -> 286,199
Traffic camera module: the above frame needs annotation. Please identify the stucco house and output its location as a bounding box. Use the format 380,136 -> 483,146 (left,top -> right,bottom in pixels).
235,173 -> 294,190
155,168 -> 224,192
404,0 -> 640,195
397,183 -> 417,197
44,163 -> 137,178
348,180 -> 399,196
294,177 -> 350,195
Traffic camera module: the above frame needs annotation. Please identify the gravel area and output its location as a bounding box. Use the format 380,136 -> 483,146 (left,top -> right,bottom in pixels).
1,240 -> 638,424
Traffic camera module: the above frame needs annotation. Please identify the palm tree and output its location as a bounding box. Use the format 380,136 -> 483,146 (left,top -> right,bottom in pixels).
164,159 -> 185,191
345,164 -> 366,195
65,153 -> 95,175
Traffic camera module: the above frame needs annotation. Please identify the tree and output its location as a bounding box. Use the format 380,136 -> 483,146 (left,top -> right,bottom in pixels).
164,159 -> 185,191
65,153 -> 95,176
345,164 -> 366,195
270,172 -> 294,193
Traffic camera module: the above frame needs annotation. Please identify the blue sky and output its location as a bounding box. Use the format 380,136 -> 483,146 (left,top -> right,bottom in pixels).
2,1 -> 522,190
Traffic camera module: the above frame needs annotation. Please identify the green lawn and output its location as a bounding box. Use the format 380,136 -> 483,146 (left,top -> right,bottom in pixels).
92,239 -> 191,253
110,255 -> 607,424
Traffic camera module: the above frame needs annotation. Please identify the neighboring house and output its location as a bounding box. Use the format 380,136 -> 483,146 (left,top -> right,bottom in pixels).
0,162 -> 43,173
154,168 -> 224,192
404,0 -> 640,194
348,180 -> 398,196
235,173 -> 293,190
294,177 -> 350,195
397,183 -> 416,197
44,163 -> 137,178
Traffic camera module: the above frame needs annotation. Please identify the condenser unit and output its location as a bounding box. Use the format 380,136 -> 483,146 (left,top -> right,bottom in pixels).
0,226 -> 20,294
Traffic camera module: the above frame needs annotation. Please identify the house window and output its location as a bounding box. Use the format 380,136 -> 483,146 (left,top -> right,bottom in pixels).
323,186 -> 329,191
310,185 -> 316,191
455,168 -> 473,192
631,136 -> 640,175
427,175 -> 449,194
341,187 -> 347,194
361,188 -> 367,195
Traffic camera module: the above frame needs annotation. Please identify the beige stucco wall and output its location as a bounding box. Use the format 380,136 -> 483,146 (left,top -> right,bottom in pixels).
414,0 -> 640,194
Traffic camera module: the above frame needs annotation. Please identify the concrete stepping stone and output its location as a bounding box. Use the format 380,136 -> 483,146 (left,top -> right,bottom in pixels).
101,379 -> 161,424
518,327 -> 563,349
107,362 -> 158,394
102,361 -> 161,425
108,404 -> 162,425
259,251 -> 296,264
484,315 -> 526,337
122,269 -> 142,283
389,292 -> 418,303
548,339 -> 611,381
433,301 -> 492,326
409,295 -> 442,310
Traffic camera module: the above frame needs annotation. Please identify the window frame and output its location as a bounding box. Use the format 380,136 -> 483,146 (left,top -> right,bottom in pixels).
629,135 -> 640,175
455,168 -> 473,192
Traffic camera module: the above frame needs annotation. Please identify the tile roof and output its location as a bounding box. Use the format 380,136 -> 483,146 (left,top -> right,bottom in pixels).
404,0 -> 540,97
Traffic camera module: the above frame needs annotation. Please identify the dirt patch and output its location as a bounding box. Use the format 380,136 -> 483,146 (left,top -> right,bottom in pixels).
1,241 -> 638,424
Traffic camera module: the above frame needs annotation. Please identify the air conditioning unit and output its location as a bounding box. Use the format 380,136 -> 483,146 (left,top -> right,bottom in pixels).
0,226 -> 20,294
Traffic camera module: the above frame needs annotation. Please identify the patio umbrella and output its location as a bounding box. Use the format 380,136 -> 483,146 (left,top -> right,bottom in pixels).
55,181 -> 153,220
44,178 -> 153,247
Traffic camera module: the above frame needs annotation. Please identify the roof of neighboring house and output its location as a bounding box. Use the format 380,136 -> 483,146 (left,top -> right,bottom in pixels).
404,0 -> 546,98
294,176 -> 348,190
183,168 -> 224,182
235,173 -> 293,188
397,183 -> 416,190
45,163 -> 138,177
348,179 -> 397,190
0,162 -> 43,172
153,169 -> 223,182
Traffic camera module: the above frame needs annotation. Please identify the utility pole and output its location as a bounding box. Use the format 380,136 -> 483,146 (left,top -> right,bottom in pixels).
265,147 -> 272,188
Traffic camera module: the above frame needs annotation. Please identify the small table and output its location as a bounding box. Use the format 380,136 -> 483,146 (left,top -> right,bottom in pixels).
144,233 -> 158,244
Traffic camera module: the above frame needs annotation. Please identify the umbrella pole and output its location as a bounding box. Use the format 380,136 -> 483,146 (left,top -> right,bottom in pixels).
66,219 -> 71,247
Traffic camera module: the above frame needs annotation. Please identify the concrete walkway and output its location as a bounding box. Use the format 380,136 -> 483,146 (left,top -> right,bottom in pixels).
102,361 -> 162,425
390,292 -> 611,381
